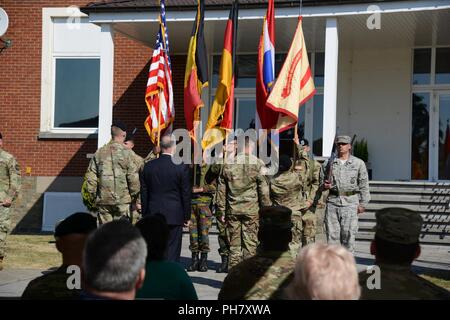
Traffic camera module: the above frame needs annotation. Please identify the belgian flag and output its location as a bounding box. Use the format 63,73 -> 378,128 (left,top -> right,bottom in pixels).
184,0 -> 209,140
202,0 -> 238,150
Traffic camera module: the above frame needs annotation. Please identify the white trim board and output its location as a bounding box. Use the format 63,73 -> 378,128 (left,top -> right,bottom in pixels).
87,1 -> 450,23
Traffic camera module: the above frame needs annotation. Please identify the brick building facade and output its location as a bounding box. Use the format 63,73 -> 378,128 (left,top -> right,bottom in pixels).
0,1 -> 186,231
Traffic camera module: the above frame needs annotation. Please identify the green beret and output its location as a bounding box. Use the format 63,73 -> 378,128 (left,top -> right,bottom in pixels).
259,206 -> 293,229
375,208 -> 423,244
54,212 -> 97,238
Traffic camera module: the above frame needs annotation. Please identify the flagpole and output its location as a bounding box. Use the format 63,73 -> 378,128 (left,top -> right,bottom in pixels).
299,0 -> 303,17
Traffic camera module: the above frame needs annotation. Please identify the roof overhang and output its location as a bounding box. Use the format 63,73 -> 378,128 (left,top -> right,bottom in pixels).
80,0 -> 450,52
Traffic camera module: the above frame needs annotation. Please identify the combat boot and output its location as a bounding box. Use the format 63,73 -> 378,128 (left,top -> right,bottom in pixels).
216,255 -> 228,273
186,253 -> 199,272
198,253 -> 208,272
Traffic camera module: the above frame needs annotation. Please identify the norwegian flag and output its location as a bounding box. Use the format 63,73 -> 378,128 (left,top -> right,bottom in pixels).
145,0 -> 174,144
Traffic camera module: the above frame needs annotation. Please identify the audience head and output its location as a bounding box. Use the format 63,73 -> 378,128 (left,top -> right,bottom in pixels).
258,206 -> 292,251
286,244 -> 361,300
371,207 -> 422,266
135,214 -> 169,261
54,212 -> 97,266
300,138 -> 310,153
82,220 -> 147,300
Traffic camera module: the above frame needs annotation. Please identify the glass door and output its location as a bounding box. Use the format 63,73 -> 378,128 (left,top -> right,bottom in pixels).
436,92 -> 450,180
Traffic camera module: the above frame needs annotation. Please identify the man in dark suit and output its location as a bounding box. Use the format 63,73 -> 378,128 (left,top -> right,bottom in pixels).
140,134 -> 192,262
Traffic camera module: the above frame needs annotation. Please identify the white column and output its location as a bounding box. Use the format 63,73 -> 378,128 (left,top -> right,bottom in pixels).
97,24 -> 115,149
322,18 -> 339,157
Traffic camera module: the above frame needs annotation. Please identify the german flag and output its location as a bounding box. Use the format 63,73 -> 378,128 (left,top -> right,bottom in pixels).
184,0 -> 209,140
201,0 -> 238,150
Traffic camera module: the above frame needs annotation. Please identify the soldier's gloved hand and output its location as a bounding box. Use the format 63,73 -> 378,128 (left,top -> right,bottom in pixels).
2,198 -> 12,207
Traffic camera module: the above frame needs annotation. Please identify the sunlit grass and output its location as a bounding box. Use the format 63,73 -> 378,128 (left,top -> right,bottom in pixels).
4,235 -> 61,270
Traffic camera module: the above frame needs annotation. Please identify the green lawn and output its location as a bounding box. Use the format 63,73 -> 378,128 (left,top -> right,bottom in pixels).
4,235 -> 60,270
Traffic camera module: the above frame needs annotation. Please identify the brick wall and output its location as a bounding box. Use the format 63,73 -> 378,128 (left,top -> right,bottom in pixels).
0,1 -> 187,177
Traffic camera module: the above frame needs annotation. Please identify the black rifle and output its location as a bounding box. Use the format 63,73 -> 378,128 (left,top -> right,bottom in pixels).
350,134 -> 357,154
325,134 -> 338,185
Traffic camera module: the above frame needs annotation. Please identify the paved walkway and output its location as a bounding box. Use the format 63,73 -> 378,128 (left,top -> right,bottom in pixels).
1,232 -> 449,299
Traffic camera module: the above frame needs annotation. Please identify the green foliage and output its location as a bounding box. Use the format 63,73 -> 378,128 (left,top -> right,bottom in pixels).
353,139 -> 369,162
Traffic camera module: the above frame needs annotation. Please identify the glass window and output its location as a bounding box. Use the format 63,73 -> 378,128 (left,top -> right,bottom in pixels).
411,93 -> 430,180
438,94 -> 450,180
54,58 -> 100,128
236,55 -> 257,88
312,95 -> 324,156
413,49 -> 431,85
314,52 -> 324,87
436,48 -> 450,84
235,98 -> 256,130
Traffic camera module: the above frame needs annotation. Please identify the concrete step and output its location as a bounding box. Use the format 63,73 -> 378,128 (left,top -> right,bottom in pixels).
369,193 -> 450,203
356,231 -> 450,245
358,220 -> 450,234
364,202 -> 450,213
359,211 -> 450,223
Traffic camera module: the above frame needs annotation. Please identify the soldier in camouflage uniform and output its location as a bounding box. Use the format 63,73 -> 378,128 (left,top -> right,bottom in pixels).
323,135 -> 370,253
359,207 -> 450,300
144,145 -> 160,163
218,206 -> 295,300
84,121 -> 140,224
293,138 -> 322,245
124,129 -> 144,224
269,154 -> 304,258
210,162 -> 230,273
186,163 -> 217,272
0,132 -> 21,271
21,212 -> 97,299
216,139 -> 271,269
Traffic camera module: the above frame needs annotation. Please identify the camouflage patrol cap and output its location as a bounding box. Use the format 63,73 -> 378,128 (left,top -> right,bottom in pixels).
375,208 -> 423,244
259,206 -> 293,229
111,120 -> 127,132
54,212 -> 97,238
335,135 -> 352,144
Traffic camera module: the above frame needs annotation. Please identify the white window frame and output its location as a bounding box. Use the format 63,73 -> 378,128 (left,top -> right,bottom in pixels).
41,8 -> 100,136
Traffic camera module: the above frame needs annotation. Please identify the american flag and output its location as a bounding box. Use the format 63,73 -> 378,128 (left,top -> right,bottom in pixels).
145,0 -> 174,144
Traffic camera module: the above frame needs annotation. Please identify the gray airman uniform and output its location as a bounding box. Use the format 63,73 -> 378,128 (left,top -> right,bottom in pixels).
216,152 -> 272,269
359,208 -> 450,300
0,145 -> 21,267
323,135 -> 370,253
85,140 -> 140,224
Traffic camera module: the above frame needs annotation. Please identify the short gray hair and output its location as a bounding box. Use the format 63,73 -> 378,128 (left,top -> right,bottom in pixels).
160,134 -> 175,151
83,221 -> 147,292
